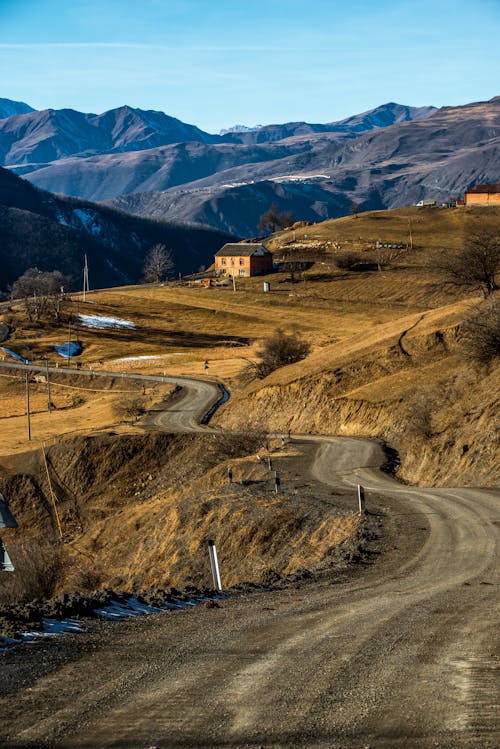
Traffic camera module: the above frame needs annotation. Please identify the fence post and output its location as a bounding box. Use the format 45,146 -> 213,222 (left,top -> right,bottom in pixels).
358,484 -> 366,514
227,467 -> 233,484
275,470 -> 281,493
207,540 -> 222,591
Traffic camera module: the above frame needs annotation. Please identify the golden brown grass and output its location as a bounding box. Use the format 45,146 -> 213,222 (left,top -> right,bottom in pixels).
0,370 -> 175,455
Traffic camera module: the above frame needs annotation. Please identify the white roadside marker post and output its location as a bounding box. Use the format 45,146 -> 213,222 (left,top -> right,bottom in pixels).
207,539 -> 222,592
358,484 -> 366,514
227,467 -> 233,484
0,536 -> 14,572
0,492 -> 18,572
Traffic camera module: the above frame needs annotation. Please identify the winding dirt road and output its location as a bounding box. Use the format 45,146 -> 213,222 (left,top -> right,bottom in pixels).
0,377 -> 498,748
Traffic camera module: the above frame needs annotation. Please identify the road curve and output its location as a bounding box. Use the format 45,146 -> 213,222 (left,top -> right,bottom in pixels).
0,375 -> 498,748
0,360 -> 222,433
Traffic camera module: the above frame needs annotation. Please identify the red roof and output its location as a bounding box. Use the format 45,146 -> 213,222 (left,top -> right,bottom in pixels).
466,183 -> 500,194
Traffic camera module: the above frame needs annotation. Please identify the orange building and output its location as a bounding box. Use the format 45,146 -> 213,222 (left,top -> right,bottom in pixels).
214,243 -> 273,277
464,183 -> 500,206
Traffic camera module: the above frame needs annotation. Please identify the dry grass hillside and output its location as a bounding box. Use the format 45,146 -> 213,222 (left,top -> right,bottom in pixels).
0,204 -> 498,603
0,431 -> 361,601
217,206 -> 500,486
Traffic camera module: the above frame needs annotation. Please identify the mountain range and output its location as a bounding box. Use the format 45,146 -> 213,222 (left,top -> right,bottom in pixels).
0,97 -> 499,236
0,167 -> 234,294
109,97 -> 500,235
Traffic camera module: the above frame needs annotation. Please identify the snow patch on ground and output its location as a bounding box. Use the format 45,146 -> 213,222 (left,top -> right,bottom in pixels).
0,594 -> 226,652
77,313 -> 136,329
73,208 -> 102,236
0,346 -> 30,364
114,355 -> 161,362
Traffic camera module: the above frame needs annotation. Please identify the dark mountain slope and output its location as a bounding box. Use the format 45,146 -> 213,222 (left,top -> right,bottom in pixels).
0,168 -> 235,292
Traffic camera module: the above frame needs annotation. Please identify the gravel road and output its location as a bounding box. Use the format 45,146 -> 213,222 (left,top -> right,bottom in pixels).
0,373 -> 498,748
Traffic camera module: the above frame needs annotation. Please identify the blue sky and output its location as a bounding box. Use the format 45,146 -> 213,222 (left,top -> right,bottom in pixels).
0,0 -> 499,132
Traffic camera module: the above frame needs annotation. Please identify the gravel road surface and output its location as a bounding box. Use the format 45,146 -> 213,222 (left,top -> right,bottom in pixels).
0,371 -> 498,748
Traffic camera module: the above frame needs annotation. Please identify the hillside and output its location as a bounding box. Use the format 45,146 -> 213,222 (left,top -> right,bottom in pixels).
0,206 -> 497,601
0,168 -> 235,292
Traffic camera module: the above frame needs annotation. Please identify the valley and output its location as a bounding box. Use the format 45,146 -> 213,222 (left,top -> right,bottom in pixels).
1,1 -> 498,744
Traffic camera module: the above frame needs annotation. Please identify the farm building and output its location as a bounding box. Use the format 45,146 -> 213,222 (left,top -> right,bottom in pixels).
464,183 -> 500,206
214,243 -> 273,277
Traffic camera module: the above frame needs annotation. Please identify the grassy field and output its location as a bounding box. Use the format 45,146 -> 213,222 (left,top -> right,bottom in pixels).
1,204 -> 498,453
268,204 -> 500,251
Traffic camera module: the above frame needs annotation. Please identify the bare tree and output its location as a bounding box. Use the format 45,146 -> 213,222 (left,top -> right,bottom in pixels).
143,244 -> 175,283
439,230 -> 500,297
373,243 -> 410,271
11,268 -> 69,322
258,204 -> 294,234
460,298 -> 500,364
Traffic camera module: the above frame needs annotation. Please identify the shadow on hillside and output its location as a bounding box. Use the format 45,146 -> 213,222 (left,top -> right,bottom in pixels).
72,324 -> 249,350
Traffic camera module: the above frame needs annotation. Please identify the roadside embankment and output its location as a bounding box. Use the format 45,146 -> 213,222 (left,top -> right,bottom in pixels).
216,308 -> 499,487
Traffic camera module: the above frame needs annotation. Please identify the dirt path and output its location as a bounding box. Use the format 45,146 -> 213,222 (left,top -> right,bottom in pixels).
0,381 -> 498,747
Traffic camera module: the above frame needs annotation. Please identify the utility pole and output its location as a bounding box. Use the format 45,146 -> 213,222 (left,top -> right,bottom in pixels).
67,320 -> 71,369
25,370 -> 31,441
45,358 -> 51,413
408,218 -> 413,251
83,254 -> 89,301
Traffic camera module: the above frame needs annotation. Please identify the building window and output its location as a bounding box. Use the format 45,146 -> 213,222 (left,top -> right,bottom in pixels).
239,269 -> 246,276
230,258 -> 235,265
221,258 -> 226,265
239,258 -> 245,265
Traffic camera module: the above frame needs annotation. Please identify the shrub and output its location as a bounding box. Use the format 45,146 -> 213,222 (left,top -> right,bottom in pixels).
405,390 -> 435,438
112,396 -> 146,421
335,251 -> 362,270
250,329 -> 311,379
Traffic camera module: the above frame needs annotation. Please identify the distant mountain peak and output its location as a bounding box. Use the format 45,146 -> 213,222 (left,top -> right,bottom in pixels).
219,124 -> 263,135
0,97 -> 35,119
